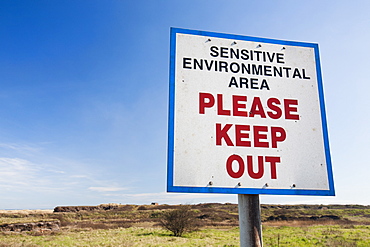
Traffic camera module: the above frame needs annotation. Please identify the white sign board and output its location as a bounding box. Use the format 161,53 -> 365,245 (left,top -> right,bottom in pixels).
167,28 -> 335,196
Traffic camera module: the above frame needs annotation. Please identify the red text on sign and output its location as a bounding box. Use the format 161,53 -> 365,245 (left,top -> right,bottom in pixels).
226,155 -> 281,179
216,124 -> 286,148
199,92 -> 299,120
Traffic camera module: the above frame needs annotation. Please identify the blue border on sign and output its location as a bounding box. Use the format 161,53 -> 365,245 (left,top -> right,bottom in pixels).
167,27 -> 335,196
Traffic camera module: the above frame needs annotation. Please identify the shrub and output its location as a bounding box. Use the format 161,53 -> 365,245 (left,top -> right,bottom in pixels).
160,206 -> 197,237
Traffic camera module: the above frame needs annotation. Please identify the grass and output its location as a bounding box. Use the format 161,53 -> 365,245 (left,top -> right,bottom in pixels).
0,227 -> 240,246
263,225 -> 370,247
0,225 -> 369,246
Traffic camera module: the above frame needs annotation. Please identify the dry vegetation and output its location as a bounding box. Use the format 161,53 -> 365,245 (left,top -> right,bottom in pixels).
0,203 -> 369,246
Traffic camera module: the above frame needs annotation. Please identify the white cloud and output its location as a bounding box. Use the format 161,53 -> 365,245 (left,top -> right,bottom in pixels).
0,143 -> 42,153
88,187 -> 129,192
70,175 -> 88,178
0,157 -> 38,185
100,191 -> 237,205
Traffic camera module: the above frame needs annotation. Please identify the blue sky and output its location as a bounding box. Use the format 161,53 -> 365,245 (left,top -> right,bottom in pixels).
0,1 -> 369,209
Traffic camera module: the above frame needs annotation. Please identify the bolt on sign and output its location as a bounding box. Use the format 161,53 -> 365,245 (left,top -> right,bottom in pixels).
167,28 -> 335,196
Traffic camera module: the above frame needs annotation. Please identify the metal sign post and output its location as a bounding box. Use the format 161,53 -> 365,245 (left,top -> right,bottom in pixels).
238,194 -> 262,247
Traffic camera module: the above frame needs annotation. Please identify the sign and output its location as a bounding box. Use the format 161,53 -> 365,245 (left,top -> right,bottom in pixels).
167,28 -> 335,196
